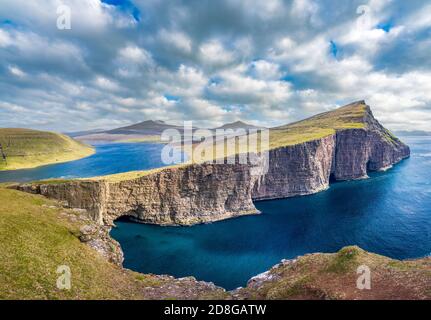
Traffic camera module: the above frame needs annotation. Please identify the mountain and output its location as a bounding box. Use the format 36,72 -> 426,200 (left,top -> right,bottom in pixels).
75,120 -> 195,143
214,121 -> 265,131
0,128 -> 94,171
107,120 -> 185,135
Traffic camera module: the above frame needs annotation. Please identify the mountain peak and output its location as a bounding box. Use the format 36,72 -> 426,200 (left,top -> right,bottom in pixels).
215,121 -> 263,130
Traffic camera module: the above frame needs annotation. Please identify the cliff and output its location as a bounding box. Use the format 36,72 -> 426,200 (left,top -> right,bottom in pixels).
12,101 -> 410,226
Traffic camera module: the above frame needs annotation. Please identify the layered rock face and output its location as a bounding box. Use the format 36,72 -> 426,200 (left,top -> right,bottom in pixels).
333,107 -> 410,180
14,102 -> 410,226
252,135 -> 335,200
17,163 -> 261,225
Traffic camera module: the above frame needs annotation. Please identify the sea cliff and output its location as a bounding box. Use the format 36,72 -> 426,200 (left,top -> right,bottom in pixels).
13,101 -> 410,226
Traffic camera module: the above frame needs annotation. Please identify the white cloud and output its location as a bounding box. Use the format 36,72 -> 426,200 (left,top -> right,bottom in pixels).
158,29 -> 193,53
250,60 -> 281,80
95,76 -> 120,92
199,40 -> 235,67
0,0 -> 430,131
119,45 -> 152,64
8,65 -> 26,77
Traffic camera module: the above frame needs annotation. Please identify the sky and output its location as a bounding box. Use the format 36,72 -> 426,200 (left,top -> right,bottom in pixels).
0,0 -> 430,131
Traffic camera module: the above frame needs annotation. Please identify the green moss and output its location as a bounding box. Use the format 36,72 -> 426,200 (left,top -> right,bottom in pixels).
266,275 -> 312,299
326,246 -> 361,274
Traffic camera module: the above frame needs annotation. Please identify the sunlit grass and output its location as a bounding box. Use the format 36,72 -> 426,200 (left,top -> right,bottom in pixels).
0,128 -> 94,171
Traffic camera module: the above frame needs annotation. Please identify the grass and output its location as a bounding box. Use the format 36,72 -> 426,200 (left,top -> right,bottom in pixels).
0,187 -> 230,299
268,100 -> 367,148
0,187 -> 150,299
0,128 -> 94,171
237,246 -> 431,300
325,246 -> 360,274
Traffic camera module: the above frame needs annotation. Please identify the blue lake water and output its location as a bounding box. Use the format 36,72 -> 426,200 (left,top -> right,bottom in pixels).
1,137 -> 430,290
110,136 -> 431,290
0,143 -> 171,183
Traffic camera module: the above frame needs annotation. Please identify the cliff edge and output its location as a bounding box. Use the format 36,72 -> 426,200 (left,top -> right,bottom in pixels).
12,101 -> 410,226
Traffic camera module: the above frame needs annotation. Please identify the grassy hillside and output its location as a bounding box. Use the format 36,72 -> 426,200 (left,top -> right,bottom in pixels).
268,100 -> 367,148
0,186 -> 227,299
0,128 -> 95,171
0,186 -> 147,299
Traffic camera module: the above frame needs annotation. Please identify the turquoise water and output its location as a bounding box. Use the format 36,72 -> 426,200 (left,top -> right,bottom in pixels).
0,143 -> 173,183
110,136 -> 431,290
1,138 -> 429,290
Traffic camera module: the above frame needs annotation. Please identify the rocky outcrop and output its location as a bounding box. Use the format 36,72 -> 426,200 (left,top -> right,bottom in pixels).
333,107 -> 410,180
233,246 -> 431,300
13,102 -> 410,226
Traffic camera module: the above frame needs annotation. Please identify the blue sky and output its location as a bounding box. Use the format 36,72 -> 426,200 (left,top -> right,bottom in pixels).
0,0 -> 430,131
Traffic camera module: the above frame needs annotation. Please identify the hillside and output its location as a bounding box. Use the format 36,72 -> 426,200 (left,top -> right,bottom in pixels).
0,129 -> 94,171
1,186 -> 429,299
268,100 -> 367,148
0,186 -> 226,299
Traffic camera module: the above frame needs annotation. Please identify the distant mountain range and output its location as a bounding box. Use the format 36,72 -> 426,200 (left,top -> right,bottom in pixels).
395,130 -> 431,136
68,120 -> 264,143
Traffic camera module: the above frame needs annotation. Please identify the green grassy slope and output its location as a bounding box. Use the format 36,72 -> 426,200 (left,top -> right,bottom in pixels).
268,100 -> 367,148
0,128 -> 95,171
0,187 -> 229,300
0,187 -> 149,299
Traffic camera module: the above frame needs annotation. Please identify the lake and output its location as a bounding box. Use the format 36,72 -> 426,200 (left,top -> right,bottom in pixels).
1,138 -> 429,290
0,143 -> 172,182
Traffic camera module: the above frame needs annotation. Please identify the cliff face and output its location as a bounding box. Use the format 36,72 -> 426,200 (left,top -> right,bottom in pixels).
17,163 -> 261,226
252,135 -> 335,200
13,102 -> 410,226
333,106 -> 410,180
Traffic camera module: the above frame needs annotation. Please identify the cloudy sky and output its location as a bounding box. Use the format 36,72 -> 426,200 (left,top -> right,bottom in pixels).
0,0 -> 430,131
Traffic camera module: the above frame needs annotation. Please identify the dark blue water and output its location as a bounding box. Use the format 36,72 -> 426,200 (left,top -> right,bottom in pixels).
111,136 -> 431,290
0,143 -> 171,183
